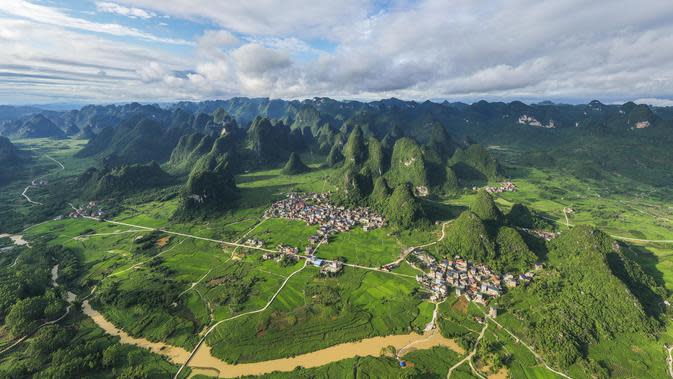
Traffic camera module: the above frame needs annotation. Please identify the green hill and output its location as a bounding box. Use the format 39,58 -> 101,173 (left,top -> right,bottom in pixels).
365,137 -> 385,176
450,144 -> 500,181
79,162 -> 172,199
174,142 -> 239,219
326,143 -> 344,167
387,137 -> 429,194
437,211 -> 496,263
384,183 -> 426,228
470,190 -> 503,222
15,114 -> 65,139
77,117 -> 183,164
166,133 -> 215,175
246,117 -> 291,164
281,152 -> 310,175
0,137 -> 24,186
494,226 -> 537,272
369,176 -> 391,212
342,126 -> 367,168
500,226 -> 664,373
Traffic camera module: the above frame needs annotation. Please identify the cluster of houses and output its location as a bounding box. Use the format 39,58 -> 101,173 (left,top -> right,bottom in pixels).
265,192 -> 387,251
519,227 -> 558,241
314,259 -> 344,276
482,181 -> 517,194
66,201 -> 105,219
244,238 -> 265,248
411,251 -> 539,305
262,245 -> 300,265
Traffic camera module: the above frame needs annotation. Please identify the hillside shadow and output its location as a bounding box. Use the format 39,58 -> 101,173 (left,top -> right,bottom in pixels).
238,183 -> 295,209
236,174 -> 278,183
622,245 -> 667,289
607,245 -> 667,320
422,200 -> 466,222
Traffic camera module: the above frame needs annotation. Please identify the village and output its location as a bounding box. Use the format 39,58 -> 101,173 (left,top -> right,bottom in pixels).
256,192 -> 388,275
408,249 -> 538,306
64,201 -> 105,219
258,192 -> 541,307
482,181 -> 517,194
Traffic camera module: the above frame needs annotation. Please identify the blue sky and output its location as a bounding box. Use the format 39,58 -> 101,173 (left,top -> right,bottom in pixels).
2,0 -> 673,105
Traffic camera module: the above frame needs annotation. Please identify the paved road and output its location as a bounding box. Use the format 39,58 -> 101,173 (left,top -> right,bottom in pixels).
537,215 -> 673,244
20,154 -> 65,206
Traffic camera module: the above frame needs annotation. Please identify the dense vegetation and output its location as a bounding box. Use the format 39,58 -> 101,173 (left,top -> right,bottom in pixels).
78,161 -> 172,199
436,192 -> 537,273
498,226 -> 665,373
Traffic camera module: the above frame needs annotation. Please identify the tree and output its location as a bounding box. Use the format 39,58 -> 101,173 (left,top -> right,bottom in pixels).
385,184 -> 425,228
470,190 -> 502,222
6,296 -> 47,337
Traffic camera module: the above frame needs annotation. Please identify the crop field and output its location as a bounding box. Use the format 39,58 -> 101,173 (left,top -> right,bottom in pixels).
316,227 -> 403,267
205,266 -> 426,363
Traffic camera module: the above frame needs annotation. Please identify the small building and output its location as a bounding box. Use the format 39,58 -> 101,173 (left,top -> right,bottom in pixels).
488,306 -> 497,318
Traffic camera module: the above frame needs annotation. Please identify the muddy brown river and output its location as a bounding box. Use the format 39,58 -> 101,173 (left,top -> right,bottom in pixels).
82,301 -> 463,378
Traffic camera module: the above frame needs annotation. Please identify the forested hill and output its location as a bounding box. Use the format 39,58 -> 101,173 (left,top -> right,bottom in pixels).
2,98 -> 673,187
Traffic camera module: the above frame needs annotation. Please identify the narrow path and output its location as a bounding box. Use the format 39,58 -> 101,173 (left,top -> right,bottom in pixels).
179,268 -> 213,298
110,239 -> 185,277
447,321 -> 488,378
385,220 -> 452,269
21,185 -> 42,205
173,259 -> 309,379
397,300 -> 446,358
94,217 -> 278,253
665,345 -> 673,378
486,315 -> 572,379
537,214 -> 673,244
44,155 -> 65,170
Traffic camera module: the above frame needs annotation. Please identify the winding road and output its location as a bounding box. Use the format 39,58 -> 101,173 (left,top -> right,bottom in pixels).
20,154 -> 65,206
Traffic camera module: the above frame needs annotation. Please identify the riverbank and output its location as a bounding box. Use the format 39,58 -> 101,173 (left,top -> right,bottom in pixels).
82,300 -> 462,378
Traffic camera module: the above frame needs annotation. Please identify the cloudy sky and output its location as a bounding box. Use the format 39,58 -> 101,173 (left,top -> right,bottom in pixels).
2,0 -> 673,105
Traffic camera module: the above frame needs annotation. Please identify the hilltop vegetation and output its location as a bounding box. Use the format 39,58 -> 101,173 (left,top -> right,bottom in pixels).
1,98 -> 673,378
173,145 -> 238,219
499,226 -> 665,375
436,192 -> 536,273
78,161 -> 172,199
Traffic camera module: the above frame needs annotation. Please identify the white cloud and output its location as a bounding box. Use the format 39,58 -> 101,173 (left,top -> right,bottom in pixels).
232,44 -> 291,76
3,0 -> 673,104
2,0 -> 191,45
115,0 -> 372,37
96,2 -> 156,19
